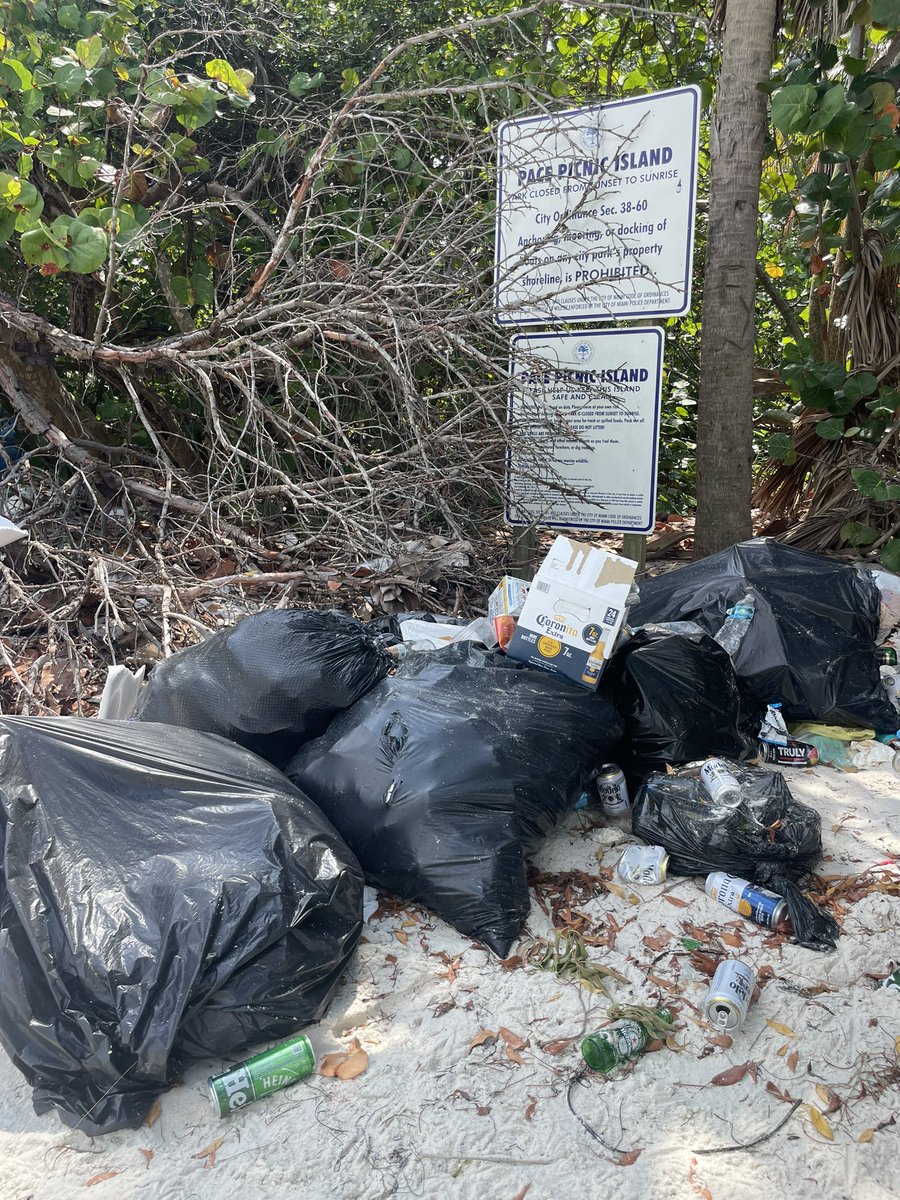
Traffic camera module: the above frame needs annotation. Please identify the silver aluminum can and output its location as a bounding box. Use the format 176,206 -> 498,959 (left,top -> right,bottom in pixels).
704,959 -> 756,1031
595,764 -> 631,818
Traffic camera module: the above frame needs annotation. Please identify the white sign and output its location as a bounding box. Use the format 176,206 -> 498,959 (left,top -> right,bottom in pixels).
506,328 -> 663,533
495,86 -> 700,325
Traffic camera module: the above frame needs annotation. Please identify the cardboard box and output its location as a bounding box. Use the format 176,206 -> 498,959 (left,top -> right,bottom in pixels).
487,575 -> 530,650
507,536 -> 637,689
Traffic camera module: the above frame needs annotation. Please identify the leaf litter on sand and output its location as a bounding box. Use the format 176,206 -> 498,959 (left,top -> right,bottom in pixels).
319,1037 -> 369,1080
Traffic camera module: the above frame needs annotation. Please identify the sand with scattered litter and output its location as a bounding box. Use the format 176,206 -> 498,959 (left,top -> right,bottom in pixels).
1,763 -> 897,1200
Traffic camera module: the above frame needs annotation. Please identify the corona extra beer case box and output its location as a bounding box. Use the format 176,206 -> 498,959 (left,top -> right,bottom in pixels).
507,536 -> 637,689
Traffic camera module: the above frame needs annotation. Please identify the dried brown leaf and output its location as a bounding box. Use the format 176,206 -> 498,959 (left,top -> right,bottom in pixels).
504,1045 -> 525,1065
335,1047 -> 369,1080
139,1148 -> 154,1165
662,895 -> 690,908
524,1096 -> 537,1122
688,1156 -> 713,1200
84,1172 -> 120,1187
393,929 -> 408,945
815,1084 -> 833,1106
643,931 -> 672,952
720,931 -> 744,948
767,1019 -> 796,1037
710,1033 -> 733,1048
614,1149 -> 643,1166
858,1128 -> 875,1143
193,1136 -> 225,1168
776,1043 -> 789,1057
144,1097 -> 162,1128
689,951 -> 720,978
787,1050 -> 799,1072
543,1039 -> 572,1056
711,1062 -> 753,1086
319,1051 -> 346,1077
808,1105 -> 834,1140
498,1027 -> 527,1051
469,1028 -> 497,1050
476,1104 -> 491,1116
498,955 -> 523,970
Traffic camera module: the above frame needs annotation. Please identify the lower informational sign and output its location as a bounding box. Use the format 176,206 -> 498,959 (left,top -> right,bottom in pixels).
506,327 -> 663,533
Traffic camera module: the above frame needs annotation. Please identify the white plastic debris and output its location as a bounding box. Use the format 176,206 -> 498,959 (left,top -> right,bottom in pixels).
0,517 -> 27,548
97,665 -> 146,720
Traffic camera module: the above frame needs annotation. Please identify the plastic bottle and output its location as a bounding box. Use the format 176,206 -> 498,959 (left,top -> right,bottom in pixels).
714,592 -> 755,656
581,1008 -> 673,1073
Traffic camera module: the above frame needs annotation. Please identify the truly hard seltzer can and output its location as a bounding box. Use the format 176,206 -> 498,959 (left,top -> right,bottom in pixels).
704,960 -> 756,1031
705,872 -> 787,928
208,1033 -> 316,1116
616,844 -> 669,885
595,764 -> 631,819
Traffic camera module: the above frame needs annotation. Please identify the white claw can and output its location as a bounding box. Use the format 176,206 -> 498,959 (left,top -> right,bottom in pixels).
704,959 -> 756,1031
616,844 -> 668,886
699,759 -> 742,808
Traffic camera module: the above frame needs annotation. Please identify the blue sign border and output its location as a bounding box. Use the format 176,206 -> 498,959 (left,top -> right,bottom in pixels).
505,326 -> 665,533
494,85 -> 701,326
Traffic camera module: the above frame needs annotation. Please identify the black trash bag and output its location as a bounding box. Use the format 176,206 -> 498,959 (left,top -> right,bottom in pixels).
0,716 -> 363,1134
134,609 -> 391,767
632,763 -> 839,951
287,643 -> 624,957
629,538 -> 895,731
604,627 -> 764,782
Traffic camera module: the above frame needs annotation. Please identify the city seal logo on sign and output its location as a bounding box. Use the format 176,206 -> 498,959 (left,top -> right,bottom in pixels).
581,127 -> 600,151
574,341 -> 593,364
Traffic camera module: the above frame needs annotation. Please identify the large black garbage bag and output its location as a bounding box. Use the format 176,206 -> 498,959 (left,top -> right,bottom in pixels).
0,716 -> 363,1134
629,539 -> 895,731
287,643 -> 624,957
604,627 -> 764,781
633,764 -> 839,951
134,609 -> 391,767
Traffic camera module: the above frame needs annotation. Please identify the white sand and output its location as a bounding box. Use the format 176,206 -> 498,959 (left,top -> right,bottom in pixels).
1,763 -> 897,1200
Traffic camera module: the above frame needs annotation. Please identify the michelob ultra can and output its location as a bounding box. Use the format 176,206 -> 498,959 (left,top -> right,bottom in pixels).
704,959 -> 756,1031
705,872 -> 787,929
595,764 -> 631,818
208,1033 -> 316,1117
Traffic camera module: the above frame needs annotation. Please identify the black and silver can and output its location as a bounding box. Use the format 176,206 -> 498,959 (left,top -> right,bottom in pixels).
595,764 -> 631,819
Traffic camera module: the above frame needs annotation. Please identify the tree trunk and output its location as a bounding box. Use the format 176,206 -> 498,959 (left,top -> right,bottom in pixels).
693,0 -> 777,557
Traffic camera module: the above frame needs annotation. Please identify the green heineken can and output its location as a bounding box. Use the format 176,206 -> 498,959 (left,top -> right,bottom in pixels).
877,646 -> 898,667
208,1033 -> 316,1117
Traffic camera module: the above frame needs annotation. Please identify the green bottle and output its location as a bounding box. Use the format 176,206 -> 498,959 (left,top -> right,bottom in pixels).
581,1008 -> 673,1073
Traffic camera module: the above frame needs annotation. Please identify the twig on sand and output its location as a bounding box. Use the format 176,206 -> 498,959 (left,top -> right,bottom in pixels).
567,1069 -> 636,1157
418,1153 -> 554,1165
692,1099 -> 803,1155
